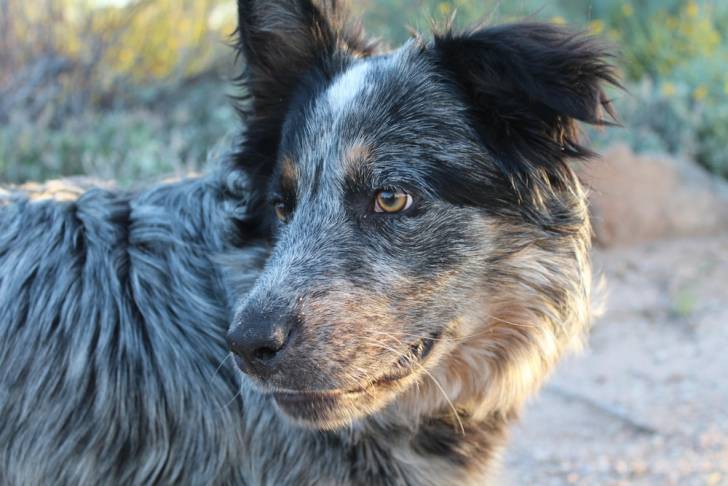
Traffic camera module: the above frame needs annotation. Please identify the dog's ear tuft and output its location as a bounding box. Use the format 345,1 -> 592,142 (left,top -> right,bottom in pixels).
235,0 -> 375,136
431,22 -> 620,174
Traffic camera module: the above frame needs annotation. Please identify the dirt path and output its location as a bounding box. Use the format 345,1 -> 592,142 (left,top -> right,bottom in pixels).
505,234 -> 728,485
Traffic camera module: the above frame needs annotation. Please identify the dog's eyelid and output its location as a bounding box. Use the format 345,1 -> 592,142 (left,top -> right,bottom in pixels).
270,189 -> 296,207
372,182 -> 416,196
269,189 -> 285,203
273,200 -> 291,224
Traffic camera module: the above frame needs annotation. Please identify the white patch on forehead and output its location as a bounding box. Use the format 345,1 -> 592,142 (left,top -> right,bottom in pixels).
326,61 -> 372,113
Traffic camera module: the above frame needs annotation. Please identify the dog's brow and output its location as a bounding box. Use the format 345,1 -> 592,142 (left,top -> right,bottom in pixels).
279,155 -> 298,194
343,143 -> 371,169
341,143 -> 374,191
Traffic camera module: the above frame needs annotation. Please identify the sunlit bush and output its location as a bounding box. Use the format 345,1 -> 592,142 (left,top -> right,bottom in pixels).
583,1 -> 728,177
581,0 -> 726,81
0,0 -> 236,124
1,0 -> 235,81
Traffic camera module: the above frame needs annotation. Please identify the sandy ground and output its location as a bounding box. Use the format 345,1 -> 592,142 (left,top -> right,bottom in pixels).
505,233 -> 728,485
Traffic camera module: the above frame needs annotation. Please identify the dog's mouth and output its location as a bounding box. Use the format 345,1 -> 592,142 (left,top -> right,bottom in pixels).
271,332 -> 440,427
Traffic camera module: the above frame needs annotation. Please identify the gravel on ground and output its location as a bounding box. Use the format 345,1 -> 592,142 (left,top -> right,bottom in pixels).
505,234 -> 728,485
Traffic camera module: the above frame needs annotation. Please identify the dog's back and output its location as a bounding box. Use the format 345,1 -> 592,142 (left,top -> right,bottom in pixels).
0,170 -> 253,484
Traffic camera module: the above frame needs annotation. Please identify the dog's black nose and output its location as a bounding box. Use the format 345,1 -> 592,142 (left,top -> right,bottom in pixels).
227,306 -> 295,378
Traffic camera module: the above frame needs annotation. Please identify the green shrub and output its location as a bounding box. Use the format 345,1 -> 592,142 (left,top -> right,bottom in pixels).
572,0 -> 726,82
696,104 -> 728,178
0,81 -> 237,186
356,0 -> 565,44
590,77 -> 728,179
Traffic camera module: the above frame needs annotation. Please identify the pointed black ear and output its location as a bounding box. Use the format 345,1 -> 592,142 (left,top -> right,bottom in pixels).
237,0 -> 374,114
431,22 -> 619,176
233,0 -> 375,236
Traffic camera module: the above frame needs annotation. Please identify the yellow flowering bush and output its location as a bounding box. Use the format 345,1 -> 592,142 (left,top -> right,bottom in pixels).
583,1 -> 723,81
0,0 -> 234,96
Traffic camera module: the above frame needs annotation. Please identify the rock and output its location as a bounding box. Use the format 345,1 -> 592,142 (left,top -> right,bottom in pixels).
579,144 -> 728,247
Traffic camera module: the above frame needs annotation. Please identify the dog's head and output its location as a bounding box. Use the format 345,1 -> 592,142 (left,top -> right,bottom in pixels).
227,0 -> 618,429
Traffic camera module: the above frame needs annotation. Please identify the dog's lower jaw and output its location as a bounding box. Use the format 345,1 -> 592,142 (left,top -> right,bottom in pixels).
242,381 -> 512,485
256,352 -> 518,484
271,388 -> 395,430
265,369 -> 427,430
267,309 -> 579,484
254,332 -> 446,430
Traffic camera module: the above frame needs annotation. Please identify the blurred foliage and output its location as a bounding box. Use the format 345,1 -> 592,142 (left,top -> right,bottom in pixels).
583,1 -> 728,178
354,0 -> 566,44
0,0 -> 727,184
0,80 -> 237,186
0,0 -> 238,185
359,0 -> 728,178
573,0 -> 726,81
588,75 -> 728,179
0,0 -> 235,83
0,0 -> 237,122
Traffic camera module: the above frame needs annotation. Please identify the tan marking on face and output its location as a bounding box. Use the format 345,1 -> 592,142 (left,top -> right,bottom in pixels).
342,142 -> 372,172
280,155 -> 298,193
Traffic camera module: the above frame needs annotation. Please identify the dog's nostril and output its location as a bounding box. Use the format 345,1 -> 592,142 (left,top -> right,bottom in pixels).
253,344 -> 283,362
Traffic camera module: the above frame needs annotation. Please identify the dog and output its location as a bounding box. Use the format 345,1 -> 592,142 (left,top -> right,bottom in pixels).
0,0 -> 618,484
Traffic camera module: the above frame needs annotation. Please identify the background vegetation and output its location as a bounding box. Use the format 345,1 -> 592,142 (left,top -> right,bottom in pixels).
1,0 -> 726,185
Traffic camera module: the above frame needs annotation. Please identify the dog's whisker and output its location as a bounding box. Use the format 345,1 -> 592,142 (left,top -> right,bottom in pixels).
365,341 -> 465,435
211,352 -> 233,380
223,387 -> 243,410
486,314 -> 539,329
412,362 -> 465,436
365,314 -> 537,346
367,329 -> 450,343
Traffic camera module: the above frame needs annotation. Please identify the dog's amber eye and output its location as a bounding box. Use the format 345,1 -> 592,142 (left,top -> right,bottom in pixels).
374,190 -> 412,213
274,202 -> 289,223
